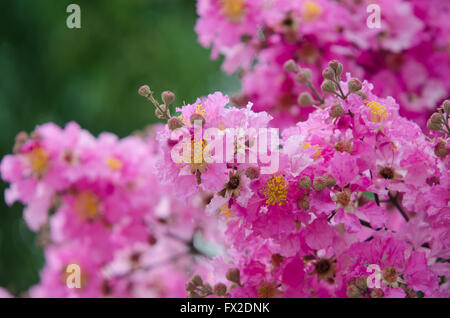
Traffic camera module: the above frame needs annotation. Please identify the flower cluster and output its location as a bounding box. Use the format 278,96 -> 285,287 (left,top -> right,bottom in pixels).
0,121 -> 223,297
184,61 -> 449,298
195,0 -> 450,128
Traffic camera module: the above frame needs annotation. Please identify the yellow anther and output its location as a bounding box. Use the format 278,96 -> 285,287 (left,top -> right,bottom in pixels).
261,174 -> 288,207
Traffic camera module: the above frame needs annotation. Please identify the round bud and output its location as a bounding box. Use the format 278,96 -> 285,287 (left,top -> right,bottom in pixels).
213,283 -> 227,296
162,90 -> 175,106
427,116 -> 442,131
329,103 -> 344,118
429,112 -> 442,124
322,173 -> 337,188
245,166 -> 260,180
295,69 -> 312,84
328,60 -> 343,78
443,100 -> 450,114
155,109 -> 164,119
348,78 -> 362,93
168,117 -> 183,130
191,275 -> 203,287
434,139 -> 449,158
298,92 -> 316,107
226,268 -> 241,285
283,59 -> 298,73
138,85 -> 151,97
313,176 -> 327,191
297,175 -> 311,189
321,80 -> 336,94
354,90 -> 367,100
190,113 -> 206,126
322,67 -> 335,80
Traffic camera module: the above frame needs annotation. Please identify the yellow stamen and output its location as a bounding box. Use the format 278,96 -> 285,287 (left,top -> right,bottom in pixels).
364,100 -> 391,123
105,156 -> 123,171
301,142 -> 323,160
74,191 -> 100,221
220,205 -> 233,218
220,0 -> 246,22
302,1 -> 323,22
27,146 -> 49,176
261,174 -> 288,206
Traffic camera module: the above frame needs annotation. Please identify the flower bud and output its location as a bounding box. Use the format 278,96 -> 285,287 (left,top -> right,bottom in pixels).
329,103 -> 344,118
245,166 -> 260,180
190,113 -> 206,126
354,90 -> 366,99
321,80 -> 336,94
168,117 -> 183,130
185,281 -> 196,292
328,60 -> 343,78
297,175 -> 311,189
213,283 -> 227,296
161,90 -> 175,106
427,114 -> 442,131
155,109 -> 164,119
322,67 -> 335,80
370,288 -> 385,298
283,59 -> 298,73
348,78 -> 362,93
138,85 -> 151,97
322,173 -> 336,188
313,176 -> 327,191
443,100 -> 450,114
434,139 -> 449,158
226,268 -> 241,285
298,92 -> 315,107
295,69 -> 312,84
191,275 -> 203,287
297,194 -> 309,210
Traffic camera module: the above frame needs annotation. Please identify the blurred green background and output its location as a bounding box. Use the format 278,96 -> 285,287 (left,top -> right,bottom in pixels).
0,0 -> 238,296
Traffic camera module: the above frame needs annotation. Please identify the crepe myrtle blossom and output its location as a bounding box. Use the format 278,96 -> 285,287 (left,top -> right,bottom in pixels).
187,61 -> 449,298
142,86 -> 280,201
196,0 -> 450,128
0,121 -> 225,297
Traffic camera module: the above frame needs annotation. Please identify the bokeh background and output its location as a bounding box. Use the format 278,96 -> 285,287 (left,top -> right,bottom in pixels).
0,0 -> 238,296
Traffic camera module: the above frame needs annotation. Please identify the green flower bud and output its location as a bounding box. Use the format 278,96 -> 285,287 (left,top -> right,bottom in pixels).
348,78 -> 362,93
226,268 -> 241,285
168,117 -> 183,130
283,59 -> 298,73
321,80 -> 336,94
295,69 -> 312,84
297,175 -> 311,189
329,103 -> 344,118
322,67 -> 335,81
213,283 -> 227,296
443,100 -> 450,115
313,176 -> 327,191
245,166 -> 260,180
161,90 -> 175,106
298,92 -> 316,107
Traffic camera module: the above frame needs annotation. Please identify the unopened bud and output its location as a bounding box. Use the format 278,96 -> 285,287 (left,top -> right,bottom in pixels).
191,275 -> 203,287
443,100 -> 450,114
313,176 -> 327,191
329,103 -> 344,118
354,90 -> 366,99
348,78 -> 362,93
322,67 -> 335,80
297,194 -> 309,210
226,268 -> 241,285
213,283 -> 227,296
295,69 -> 312,84
168,117 -> 183,130
245,166 -> 260,180
283,59 -> 298,73
322,173 -> 336,188
328,60 -> 343,78
370,288 -> 385,298
155,109 -> 164,119
162,90 -> 175,106
321,80 -> 336,94
427,114 -> 442,131
190,113 -> 206,126
138,85 -> 151,97
185,281 -> 196,292
298,92 -> 316,107
434,139 -> 449,158
297,175 -> 311,189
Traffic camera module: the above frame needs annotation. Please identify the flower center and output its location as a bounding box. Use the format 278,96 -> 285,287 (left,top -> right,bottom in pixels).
220,0 -> 245,22
220,205 -> 233,218
27,146 -> 49,177
302,1 -> 323,22
301,142 -> 323,160
379,166 -> 394,179
105,156 -> 123,171
364,100 -> 391,123
74,191 -> 100,221
261,174 -> 288,206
